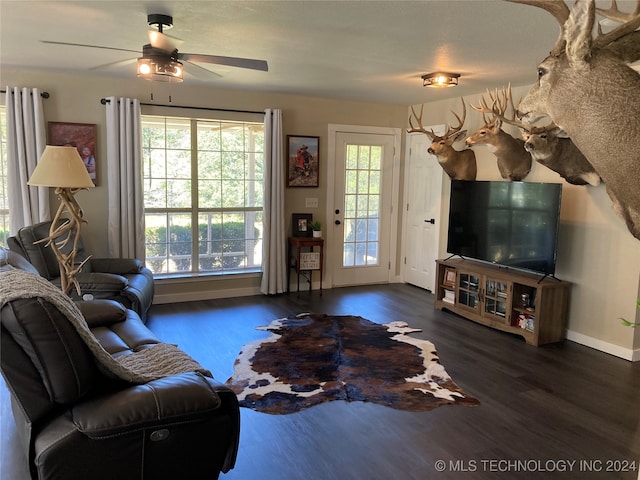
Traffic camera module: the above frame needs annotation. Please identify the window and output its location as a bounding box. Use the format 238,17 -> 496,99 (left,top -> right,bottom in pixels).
0,106 -> 8,247
342,144 -> 381,266
141,115 -> 264,277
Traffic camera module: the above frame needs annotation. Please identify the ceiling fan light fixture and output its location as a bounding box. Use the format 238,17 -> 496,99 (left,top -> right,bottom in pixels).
137,56 -> 183,83
422,72 -> 460,88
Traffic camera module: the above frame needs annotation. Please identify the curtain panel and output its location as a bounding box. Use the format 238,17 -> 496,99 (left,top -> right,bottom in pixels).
105,96 -> 145,260
5,86 -> 49,234
260,108 -> 287,295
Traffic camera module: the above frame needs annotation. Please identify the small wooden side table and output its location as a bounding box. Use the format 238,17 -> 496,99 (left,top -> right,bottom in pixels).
287,236 -> 324,295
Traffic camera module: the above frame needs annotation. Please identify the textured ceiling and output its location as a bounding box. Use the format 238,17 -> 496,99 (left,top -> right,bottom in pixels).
0,1 -> 636,105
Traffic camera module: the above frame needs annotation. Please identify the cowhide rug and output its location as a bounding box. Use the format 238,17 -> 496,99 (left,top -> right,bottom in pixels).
225,313 -> 479,414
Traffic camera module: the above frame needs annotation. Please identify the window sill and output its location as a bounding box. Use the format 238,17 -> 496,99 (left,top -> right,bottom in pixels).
153,269 -> 261,285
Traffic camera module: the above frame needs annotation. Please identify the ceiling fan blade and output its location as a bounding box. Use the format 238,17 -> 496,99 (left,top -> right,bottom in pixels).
182,60 -> 223,79
179,53 -> 268,72
89,58 -> 138,71
41,40 -> 139,54
148,30 -> 183,52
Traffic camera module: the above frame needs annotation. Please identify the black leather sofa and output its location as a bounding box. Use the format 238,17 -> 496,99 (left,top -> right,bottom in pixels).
0,249 -> 240,480
7,220 -> 155,322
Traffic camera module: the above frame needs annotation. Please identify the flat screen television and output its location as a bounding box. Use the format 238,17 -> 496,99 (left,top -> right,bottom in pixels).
447,180 -> 562,276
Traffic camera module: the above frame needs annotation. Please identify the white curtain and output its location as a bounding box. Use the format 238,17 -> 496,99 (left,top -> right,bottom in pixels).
5,87 -> 49,234
260,109 -> 287,295
105,96 -> 144,260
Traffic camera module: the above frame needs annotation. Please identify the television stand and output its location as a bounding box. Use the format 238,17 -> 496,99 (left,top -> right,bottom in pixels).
537,272 -> 561,284
435,258 -> 571,346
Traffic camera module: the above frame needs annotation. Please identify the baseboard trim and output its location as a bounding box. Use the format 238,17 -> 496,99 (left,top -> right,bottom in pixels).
153,286 -> 262,305
566,329 -> 639,362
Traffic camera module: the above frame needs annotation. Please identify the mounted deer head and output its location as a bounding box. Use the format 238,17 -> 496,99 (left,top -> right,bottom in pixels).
520,126 -> 601,186
465,86 -> 532,181
508,0 -> 640,240
408,97 -> 477,181
483,84 -> 601,186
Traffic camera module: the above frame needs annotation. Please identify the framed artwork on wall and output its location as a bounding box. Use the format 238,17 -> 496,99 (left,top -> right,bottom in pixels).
48,122 -> 98,186
292,213 -> 313,237
287,135 -> 319,188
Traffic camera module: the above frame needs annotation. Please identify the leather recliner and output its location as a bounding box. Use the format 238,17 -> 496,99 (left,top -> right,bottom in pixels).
0,250 -> 240,480
7,220 -> 155,322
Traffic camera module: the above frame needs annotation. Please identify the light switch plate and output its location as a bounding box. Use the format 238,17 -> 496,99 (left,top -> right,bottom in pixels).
305,197 -> 319,208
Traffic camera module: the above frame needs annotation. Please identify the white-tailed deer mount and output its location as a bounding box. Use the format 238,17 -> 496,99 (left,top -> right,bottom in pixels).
465,86 -> 532,181
408,98 -> 477,181
521,126 -> 601,186
508,0 -> 640,240
484,85 -> 601,186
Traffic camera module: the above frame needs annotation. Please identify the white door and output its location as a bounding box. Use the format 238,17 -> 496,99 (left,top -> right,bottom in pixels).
403,130 -> 444,291
331,132 -> 396,287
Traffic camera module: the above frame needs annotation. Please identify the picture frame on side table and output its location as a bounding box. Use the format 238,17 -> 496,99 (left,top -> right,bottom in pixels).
292,213 -> 313,237
48,122 -> 98,186
287,135 -> 319,188
443,267 -> 457,288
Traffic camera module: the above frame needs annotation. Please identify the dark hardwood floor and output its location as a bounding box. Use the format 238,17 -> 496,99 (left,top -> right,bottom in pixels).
2,284 -> 640,479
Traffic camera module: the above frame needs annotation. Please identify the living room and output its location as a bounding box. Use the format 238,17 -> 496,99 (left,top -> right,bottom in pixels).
2,72 -> 638,360
1,1 -> 640,478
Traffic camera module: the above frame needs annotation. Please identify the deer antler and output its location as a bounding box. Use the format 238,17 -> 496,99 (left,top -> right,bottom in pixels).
596,0 -> 640,24
408,97 -> 467,139
594,0 -> 640,50
505,0 -> 570,56
471,85 -> 512,126
445,97 -> 467,139
472,84 -> 557,134
407,104 -> 433,136
507,0 -> 640,55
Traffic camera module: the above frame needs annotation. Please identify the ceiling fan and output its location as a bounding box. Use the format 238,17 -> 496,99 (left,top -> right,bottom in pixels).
41,13 -> 269,83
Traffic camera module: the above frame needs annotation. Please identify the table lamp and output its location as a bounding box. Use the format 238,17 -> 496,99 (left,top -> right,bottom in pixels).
28,146 -> 95,295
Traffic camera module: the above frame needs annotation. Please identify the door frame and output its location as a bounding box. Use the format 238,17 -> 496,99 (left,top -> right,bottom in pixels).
326,124 -> 402,289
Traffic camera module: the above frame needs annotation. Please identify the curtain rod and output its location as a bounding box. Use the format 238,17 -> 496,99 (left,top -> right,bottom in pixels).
100,98 -> 264,115
1,89 -> 50,98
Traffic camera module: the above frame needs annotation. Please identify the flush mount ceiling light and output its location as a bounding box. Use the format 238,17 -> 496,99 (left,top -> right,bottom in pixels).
422,72 -> 460,88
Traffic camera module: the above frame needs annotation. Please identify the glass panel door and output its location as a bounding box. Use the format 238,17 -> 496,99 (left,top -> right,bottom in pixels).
484,278 -> 510,321
458,272 -> 480,311
332,132 -> 394,287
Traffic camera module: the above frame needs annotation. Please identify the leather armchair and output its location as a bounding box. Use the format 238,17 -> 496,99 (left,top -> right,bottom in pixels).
8,220 -> 154,322
0,250 -> 240,480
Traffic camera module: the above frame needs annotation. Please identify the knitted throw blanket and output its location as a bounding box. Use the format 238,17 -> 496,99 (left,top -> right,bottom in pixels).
0,268 -> 211,384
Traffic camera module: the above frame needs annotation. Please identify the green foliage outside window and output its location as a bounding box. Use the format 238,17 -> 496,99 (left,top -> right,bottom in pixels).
145,222 -> 259,273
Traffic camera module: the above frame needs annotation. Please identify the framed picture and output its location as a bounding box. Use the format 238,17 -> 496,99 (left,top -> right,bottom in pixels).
299,252 -> 320,270
443,267 -> 457,288
287,135 -> 319,188
292,213 -> 313,237
48,122 -> 98,186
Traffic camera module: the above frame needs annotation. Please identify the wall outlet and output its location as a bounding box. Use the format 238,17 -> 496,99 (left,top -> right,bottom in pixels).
305,197 -> 319,208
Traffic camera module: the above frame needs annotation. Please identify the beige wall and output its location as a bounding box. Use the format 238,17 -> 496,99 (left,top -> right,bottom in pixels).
413,85 -> 640,359
1,66 -> 408,300
3,68 -> 638,359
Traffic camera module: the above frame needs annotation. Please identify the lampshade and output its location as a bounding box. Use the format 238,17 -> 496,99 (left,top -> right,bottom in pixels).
28,146 -> 95,188
422,72 -> 460,88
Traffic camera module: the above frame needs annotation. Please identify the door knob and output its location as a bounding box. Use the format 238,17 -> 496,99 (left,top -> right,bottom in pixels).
425,218 -> 436,224
335,220 -> 341,225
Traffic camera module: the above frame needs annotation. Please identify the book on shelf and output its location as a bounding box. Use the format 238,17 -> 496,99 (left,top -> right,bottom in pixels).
442,289 -> 455,304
